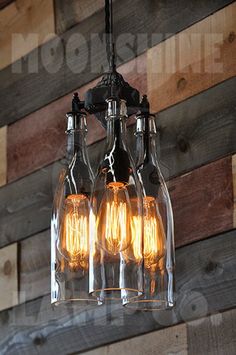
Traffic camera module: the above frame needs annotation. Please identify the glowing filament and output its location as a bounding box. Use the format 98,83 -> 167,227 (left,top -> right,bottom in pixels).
97,182 -> 132,255
60,194 -> 89,269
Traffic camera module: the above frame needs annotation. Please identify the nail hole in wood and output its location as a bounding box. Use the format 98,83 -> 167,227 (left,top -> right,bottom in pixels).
228,31 -> 235,43
177,77 -> 187,90
3,260 -> 12,276
33,335 -> 46,346
177,138 -> 189,153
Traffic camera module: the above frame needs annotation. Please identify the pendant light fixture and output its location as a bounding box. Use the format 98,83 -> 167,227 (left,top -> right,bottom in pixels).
51,0 -> 175,310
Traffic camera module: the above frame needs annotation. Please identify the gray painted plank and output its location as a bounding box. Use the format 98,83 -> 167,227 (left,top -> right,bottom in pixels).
0,230 -> 235,354
0,0 -> 233,128
187,308 -> 236,355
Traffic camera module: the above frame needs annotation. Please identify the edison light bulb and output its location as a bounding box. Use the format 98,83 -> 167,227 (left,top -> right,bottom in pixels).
97,182 -> 132,255
59,194 -> 89,270
143,196 -> 165,269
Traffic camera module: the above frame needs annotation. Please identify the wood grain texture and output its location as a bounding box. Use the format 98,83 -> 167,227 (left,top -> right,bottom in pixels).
54,0 -> 104,35
148,3 -> 236,113
7,54 -> 146,182
17,156 -> 235,302
0,0 -> 232,128
187,308 -> 236,355
81,323 -> 188,355
0,230 -> 235,354
156,76 -> 236,179
170,156 -> 233,247
0,243 -> 18,311
233,154 -> 236,228
0,0 -> 55,70
0,126 -> 7,187
19,230 -> 50,303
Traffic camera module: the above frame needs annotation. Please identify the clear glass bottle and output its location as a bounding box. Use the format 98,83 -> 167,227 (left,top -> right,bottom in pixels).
89,98 -> 143,303
51,97 -> 98,305
125,101 -> 175,310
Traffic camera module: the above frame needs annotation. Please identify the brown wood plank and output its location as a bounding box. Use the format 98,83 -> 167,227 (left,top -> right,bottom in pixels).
0,229 -> 235,354
0,126 -> 7,187
170,156 -> 234,247
18,155 -> 235,302
148,3 -> 236,113
0,0 -> 233,128
0,0 -> 55,70
187,308 -> 236,355
54,0 -> 104,35
0,243 -> 18,311
7,54 -> 146,182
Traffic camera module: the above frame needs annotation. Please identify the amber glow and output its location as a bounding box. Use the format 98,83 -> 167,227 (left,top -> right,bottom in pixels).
132,196 -> 166,269
60,194 -> 89,269
96,182 -> 132,255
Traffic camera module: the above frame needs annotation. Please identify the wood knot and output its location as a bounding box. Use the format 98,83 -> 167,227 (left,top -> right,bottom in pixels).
177,77 -> 187,90
33,335 -> 46,346
3,260 -> 12,276
228,31 -> 235,43
204,260 -> 222,276
177,138 -> 189,153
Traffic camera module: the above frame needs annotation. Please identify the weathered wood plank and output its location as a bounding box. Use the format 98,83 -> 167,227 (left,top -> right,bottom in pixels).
156,76 -> 236,179
7,54 -> 146,182
18,156 -> 235,302
0,0 -> 233,128
0,125 -> 7,187
19,230 -> 50,303
81,323 -> 188,355
148,3 -> 236,113
0,160 -> 63,248
54,0 -> 104,35
0,243 -> 18,311
0,0 -> 55,70
187,308 -> 236,355
0,230 -> 235,354
170,156 -> 233,247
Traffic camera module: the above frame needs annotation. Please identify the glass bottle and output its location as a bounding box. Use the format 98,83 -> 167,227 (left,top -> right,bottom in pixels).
89,98 -> 143,303
125,98 -> 175,310
51,95 -> 98,305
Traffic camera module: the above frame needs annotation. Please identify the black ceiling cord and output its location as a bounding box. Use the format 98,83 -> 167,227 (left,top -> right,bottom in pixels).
105,0 -> 116,72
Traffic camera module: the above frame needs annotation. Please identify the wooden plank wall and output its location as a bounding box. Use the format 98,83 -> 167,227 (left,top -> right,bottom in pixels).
0,1 -> 235,354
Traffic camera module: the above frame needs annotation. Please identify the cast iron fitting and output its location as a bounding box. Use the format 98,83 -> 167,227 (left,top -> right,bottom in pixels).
106,98 -> 127,120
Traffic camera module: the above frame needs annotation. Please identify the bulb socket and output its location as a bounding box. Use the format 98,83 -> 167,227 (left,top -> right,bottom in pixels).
106,98 -> 127,120
66,112 -> 87,133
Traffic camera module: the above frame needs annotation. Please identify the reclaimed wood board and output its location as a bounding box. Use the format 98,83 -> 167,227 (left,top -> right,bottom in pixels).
0,0 -> 55,70
0,230 -> 235,354
148,3 -> 236,113
0,0 -> 233,128
187,308 -> 236,355
54,0 -> 104,35
0,243 -> 18,311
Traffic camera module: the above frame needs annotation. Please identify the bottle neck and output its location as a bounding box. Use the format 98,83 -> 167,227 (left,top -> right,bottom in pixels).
66,130 -> 87,162
106,117 -> 128,151
135,116 -> 158,166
